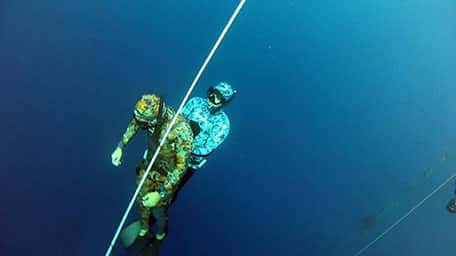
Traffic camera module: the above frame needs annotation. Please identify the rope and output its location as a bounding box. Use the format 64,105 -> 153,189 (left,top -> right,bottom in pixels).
353,173 -> 456,256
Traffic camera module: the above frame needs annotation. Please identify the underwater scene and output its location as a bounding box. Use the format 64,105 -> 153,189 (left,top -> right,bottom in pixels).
1,0 -> 456,255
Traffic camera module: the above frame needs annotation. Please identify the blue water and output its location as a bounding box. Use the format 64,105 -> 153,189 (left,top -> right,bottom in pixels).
1,1 -> 456,255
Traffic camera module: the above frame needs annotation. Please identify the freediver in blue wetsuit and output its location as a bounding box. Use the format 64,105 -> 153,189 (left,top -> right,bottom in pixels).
447,178 -> 456,213
172,82 -> 236,202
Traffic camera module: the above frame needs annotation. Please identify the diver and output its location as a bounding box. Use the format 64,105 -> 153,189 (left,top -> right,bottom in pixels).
111,94 -> 193,248
173,82 -> 236,198
447,178 -> 456,213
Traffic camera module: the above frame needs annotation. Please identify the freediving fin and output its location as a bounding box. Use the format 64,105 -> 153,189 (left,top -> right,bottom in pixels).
120,220 -> 143,248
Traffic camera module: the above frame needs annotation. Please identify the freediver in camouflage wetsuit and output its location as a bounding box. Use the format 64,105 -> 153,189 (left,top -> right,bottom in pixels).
111,94 -> 193,241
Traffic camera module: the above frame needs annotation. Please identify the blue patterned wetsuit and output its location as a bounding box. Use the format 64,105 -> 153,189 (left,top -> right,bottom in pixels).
181,97 -> 230,169
170,82 -> 235,204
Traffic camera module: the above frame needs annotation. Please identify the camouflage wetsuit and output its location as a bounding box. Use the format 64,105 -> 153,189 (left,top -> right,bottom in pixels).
118,106 -> 193,233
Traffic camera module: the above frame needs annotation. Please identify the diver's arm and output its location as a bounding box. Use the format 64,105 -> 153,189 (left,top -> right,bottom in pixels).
117,118 -> 141,149
197,114 -> 230,155
112,118 -> 141,166
208,121 -> 230,149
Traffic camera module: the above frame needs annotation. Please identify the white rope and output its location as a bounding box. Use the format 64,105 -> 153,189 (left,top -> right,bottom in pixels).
353,173 -> 456,256
105,1 -> 246,255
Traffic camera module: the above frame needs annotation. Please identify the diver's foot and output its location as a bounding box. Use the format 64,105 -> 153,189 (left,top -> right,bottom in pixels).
155,232 -> 166,241
139,227 -> 149,237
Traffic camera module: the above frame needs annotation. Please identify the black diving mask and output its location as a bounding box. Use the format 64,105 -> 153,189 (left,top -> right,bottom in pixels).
133,111 -> 159,126
207,89 -> 224,106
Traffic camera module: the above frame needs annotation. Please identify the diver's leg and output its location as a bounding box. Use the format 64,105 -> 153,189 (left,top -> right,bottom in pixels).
178,167 -> 196,189
138,205 -> 151,236
151,207 -> 168,240
171,167 -> 196,204
136,167 -> 153,236
138,207 -> 166,255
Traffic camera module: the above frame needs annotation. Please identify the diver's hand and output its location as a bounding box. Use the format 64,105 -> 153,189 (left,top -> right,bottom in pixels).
155,232 -> 166,240
142,192 -> 161,207
111,147 -> 123,166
